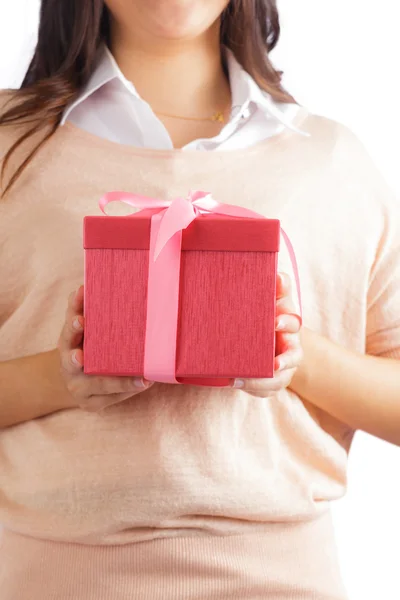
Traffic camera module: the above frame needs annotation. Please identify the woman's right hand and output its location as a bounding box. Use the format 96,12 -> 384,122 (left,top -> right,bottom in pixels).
58,286 -> 154,412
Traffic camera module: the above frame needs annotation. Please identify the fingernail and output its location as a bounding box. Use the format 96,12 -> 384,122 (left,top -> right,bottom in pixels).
275,318 -> 285,331
134,378 -> 147,388
73,317 -> 82,331
72,351 -> 82,367
233,379 -> 244,389
278,358 -> 286,371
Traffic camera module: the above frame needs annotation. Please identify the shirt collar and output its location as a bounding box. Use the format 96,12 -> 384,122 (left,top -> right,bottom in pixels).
224,49 -> 308,136
61,47 -> 136,125
62,45 -> 309,137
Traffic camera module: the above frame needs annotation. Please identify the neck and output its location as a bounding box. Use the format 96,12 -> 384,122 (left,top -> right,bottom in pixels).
109,23 -> 231,117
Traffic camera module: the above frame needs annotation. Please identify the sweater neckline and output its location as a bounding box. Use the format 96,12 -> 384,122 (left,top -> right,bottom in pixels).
59,106 -> 311,160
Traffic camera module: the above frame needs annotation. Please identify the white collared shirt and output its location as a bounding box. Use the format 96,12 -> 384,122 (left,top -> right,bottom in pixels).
62,47 -> 309,150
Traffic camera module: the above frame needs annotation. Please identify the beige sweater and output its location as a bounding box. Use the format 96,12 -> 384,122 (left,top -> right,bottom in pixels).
0,103 -> 399,599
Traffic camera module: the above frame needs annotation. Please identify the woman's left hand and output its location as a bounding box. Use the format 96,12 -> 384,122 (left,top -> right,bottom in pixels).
232,273 -> 303,397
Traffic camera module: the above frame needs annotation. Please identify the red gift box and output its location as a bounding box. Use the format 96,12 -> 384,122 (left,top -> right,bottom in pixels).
83,193 -> 287,387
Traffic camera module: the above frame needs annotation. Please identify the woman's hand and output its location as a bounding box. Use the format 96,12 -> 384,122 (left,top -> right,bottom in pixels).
58,286 -> 154,412
232,273 -> 303,397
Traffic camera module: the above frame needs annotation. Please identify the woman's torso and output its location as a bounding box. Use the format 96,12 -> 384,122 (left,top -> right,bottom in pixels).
0,106 -> 383,546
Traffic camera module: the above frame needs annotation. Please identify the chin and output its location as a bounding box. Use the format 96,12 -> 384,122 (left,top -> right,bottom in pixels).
143,0 -> 227,40
106,0 -> 229,42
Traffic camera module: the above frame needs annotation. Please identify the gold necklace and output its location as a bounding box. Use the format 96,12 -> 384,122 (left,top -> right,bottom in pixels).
154,109 -> 226,124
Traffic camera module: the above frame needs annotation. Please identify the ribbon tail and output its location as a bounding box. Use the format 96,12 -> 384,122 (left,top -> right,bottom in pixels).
143,212 -> 182,384
280,228 -> 302,324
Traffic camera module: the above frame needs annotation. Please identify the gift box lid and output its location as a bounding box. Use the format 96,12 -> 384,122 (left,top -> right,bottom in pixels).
84,214 -> 281,252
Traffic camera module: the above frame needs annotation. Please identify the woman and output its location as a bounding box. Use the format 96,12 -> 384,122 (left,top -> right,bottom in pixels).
0,1 -> 399,599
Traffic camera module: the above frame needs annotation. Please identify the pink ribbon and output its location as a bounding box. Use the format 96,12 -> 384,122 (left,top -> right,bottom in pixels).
99,191 -> 301,384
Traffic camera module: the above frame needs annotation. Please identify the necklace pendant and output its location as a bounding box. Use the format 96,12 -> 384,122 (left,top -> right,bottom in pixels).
212,111 -> 225,123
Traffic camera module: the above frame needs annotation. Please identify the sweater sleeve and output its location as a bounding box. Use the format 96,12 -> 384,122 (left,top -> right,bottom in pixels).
332,121 -> 400,359
365,185 -> 400,359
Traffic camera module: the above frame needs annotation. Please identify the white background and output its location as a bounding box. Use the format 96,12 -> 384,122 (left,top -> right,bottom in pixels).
0,1 -> 399,599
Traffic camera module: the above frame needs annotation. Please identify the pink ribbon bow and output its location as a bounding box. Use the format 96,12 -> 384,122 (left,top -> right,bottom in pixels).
99,190 -> 301,384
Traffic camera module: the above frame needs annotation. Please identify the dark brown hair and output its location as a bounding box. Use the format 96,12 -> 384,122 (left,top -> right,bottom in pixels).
0,0 -> 295,193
